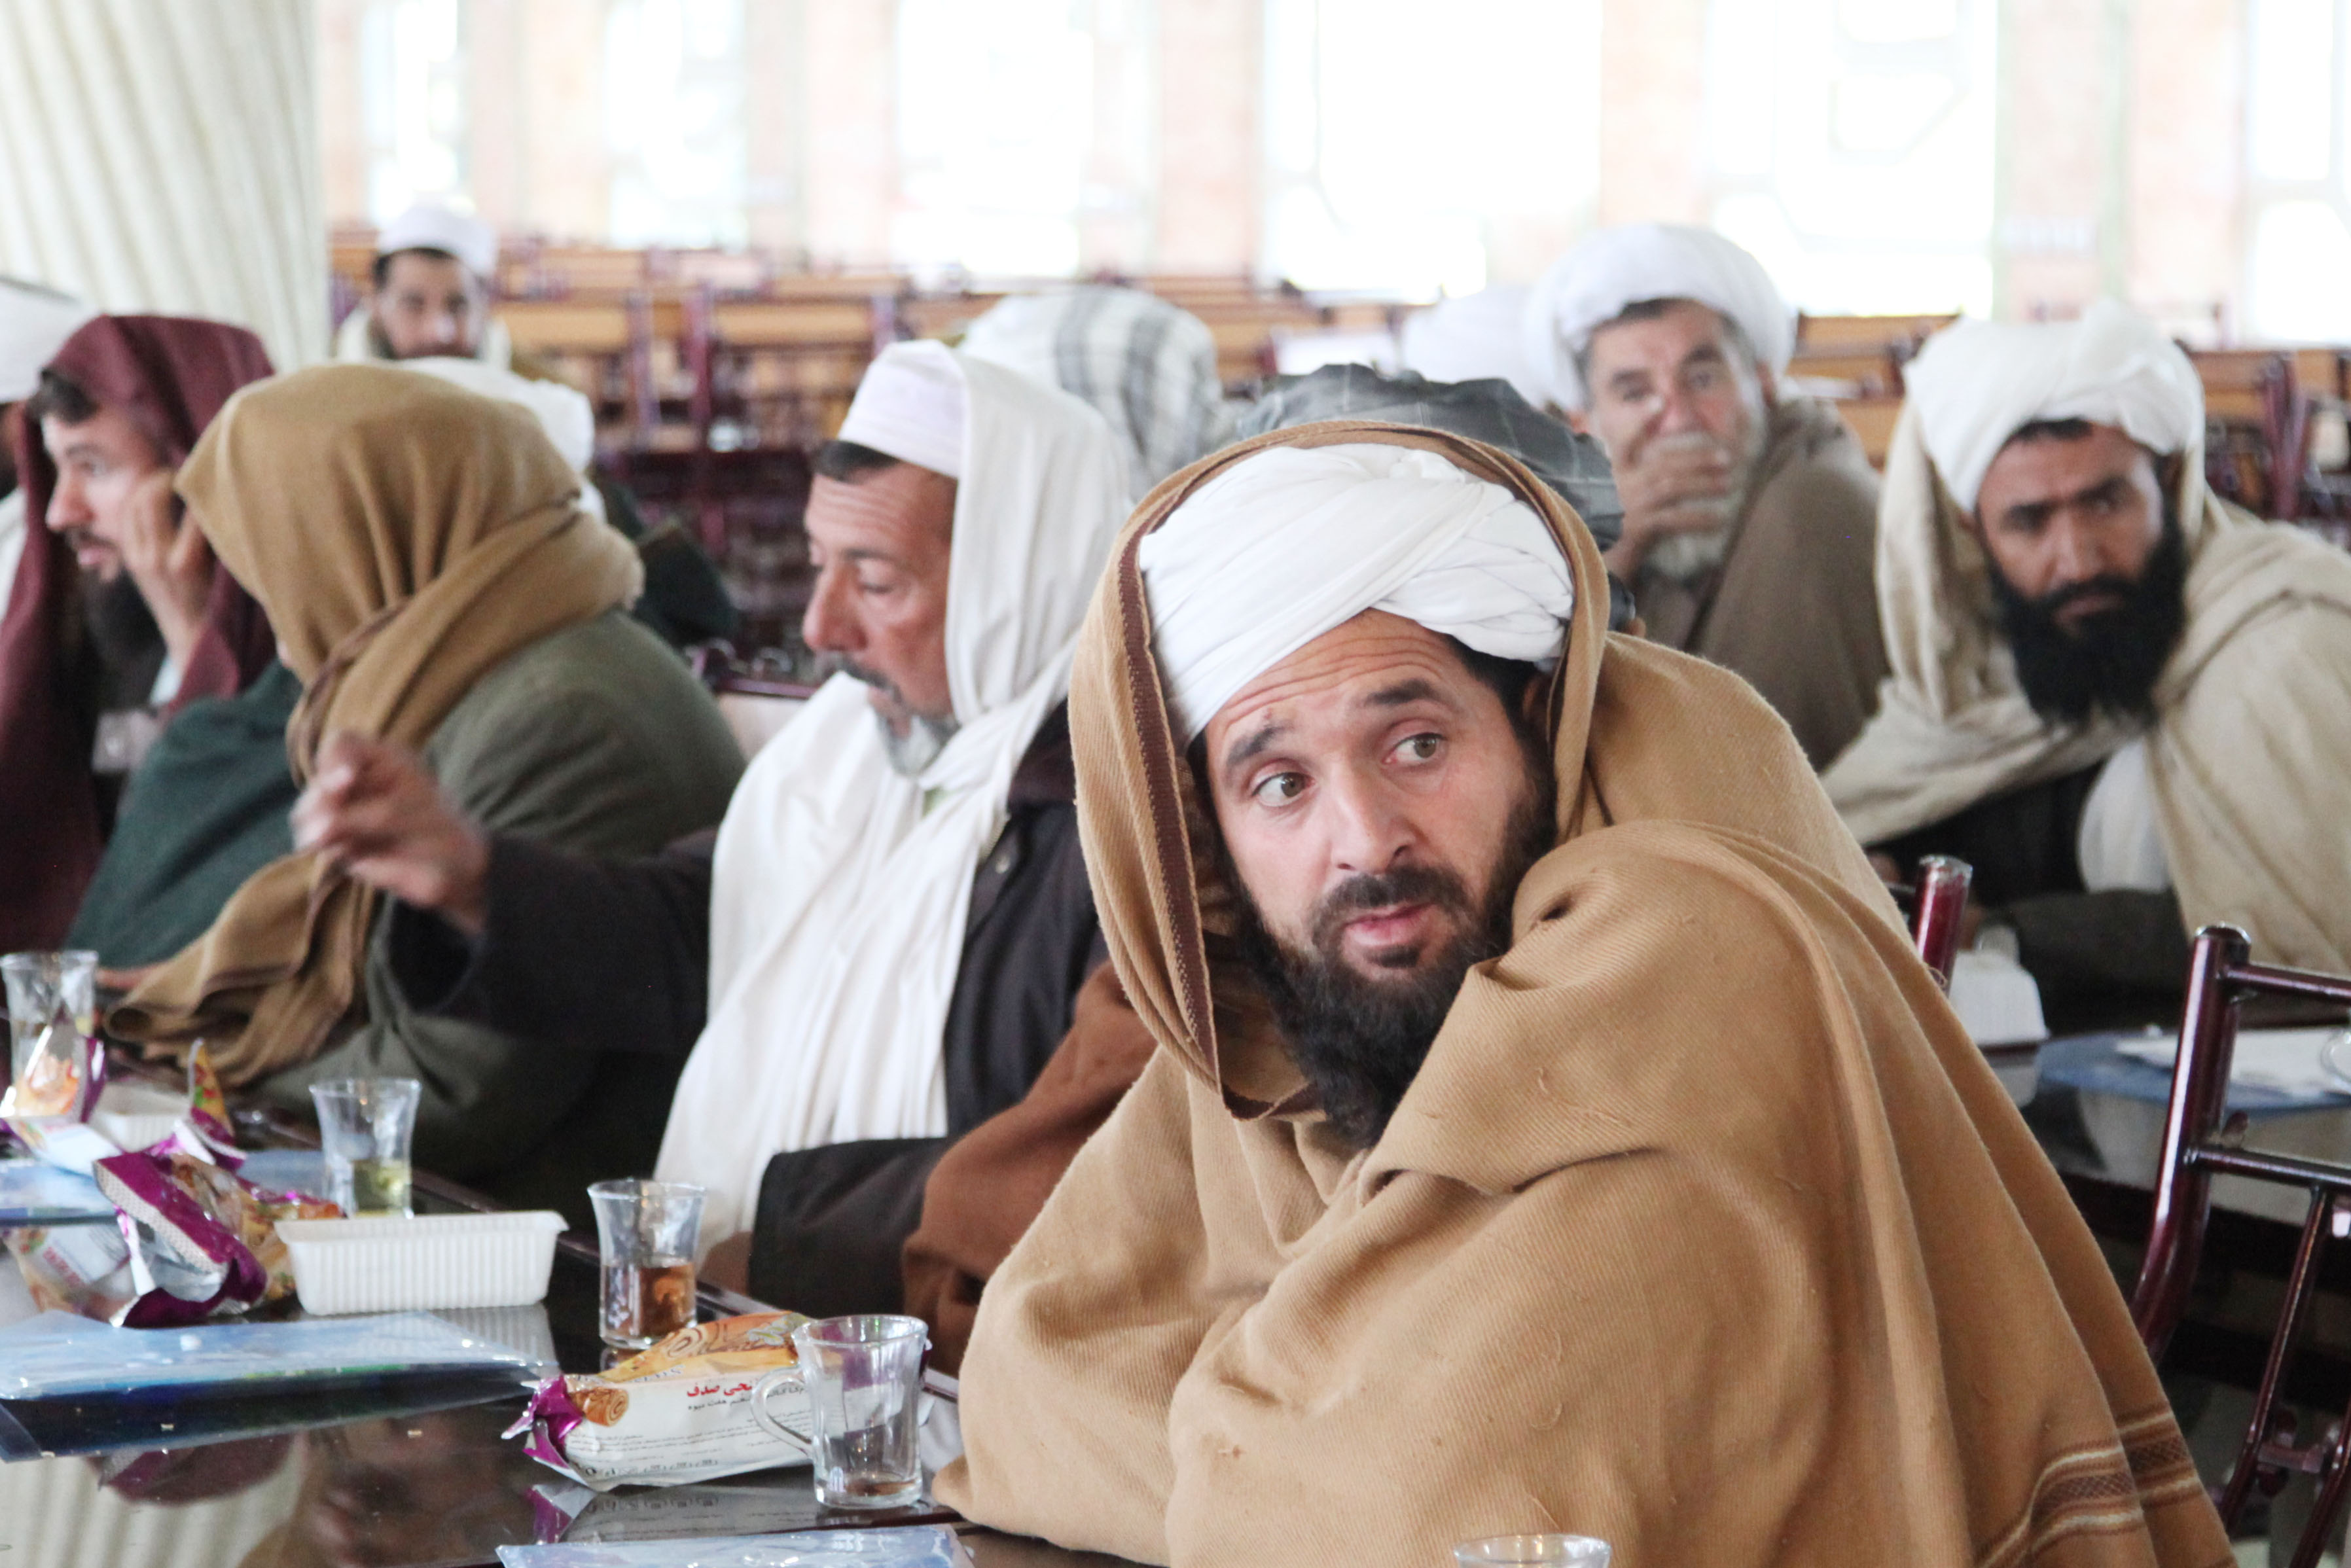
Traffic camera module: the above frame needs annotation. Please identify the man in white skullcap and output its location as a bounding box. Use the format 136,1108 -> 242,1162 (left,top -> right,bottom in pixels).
960,285 -> 1230,494
934,421 -> 2228,1568
1826,299 -> 2351,1025
335,203 -> 558,378
1524,223 -> 1887,766
291,341 -> 1134,1344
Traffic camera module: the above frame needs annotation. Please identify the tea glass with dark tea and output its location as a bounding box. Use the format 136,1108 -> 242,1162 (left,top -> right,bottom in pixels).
588,1178 -> 706,1349
308,1077 -> 422,1216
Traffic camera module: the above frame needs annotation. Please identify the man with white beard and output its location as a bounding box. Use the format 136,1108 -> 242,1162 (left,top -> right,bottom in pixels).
287,341 -> 1131,1317
1524,224 -> 1888,766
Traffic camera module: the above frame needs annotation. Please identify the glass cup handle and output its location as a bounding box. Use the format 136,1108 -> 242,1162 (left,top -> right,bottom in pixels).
749,1367 -> 812,1453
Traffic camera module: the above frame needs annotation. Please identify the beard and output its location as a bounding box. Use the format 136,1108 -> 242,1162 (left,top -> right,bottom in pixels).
1988,507 -> 2189,727
829,654 -> 959,777
1635,417 -> 1767,585
1225,768 -> 1555,1150
81,567 -> 161,670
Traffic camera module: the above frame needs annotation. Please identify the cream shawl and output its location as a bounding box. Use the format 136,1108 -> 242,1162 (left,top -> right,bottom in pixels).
655,350 -> 1128,1245
937,422 -> 2229,1568
1823,402 -> 2351,971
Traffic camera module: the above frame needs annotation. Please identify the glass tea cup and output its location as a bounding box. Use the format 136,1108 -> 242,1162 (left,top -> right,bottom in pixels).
1454,1536 -> 1612,1567
587,1179 -> 705,1350
308,1077 -> 422,1217
791,1313 -> 928,1510
3,949 -> 97,1071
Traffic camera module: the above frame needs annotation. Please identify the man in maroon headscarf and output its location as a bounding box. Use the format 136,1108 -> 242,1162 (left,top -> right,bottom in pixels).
0,315 -> 276,951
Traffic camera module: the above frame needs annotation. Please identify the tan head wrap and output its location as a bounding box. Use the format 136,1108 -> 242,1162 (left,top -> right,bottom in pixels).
938,422 -> 2227,1566
109,365 -> 643,1078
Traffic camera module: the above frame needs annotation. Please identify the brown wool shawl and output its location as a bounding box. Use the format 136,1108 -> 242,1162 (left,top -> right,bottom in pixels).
107,365 -> 642,1080
938,422 -> 2228,1568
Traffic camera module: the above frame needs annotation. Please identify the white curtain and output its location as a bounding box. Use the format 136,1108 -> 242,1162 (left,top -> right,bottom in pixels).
0,0 -> 325,370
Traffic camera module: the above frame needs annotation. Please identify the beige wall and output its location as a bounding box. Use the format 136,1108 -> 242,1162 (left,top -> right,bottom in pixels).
315,0 -> 2265,327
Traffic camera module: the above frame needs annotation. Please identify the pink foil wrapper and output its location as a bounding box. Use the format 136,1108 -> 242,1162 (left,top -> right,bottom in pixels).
92,1149 -> 272,1328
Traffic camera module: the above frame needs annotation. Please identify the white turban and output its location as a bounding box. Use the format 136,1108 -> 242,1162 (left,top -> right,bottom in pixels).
392,357 -> 596,472
1139,442 -> 1575,741
1398,285 -> 1549,409
1521,224 -> 1794,412
0,277 -> 94,404
377,203 -> 499,282
1905,299 -> 2204,513
838,340 -> 967,479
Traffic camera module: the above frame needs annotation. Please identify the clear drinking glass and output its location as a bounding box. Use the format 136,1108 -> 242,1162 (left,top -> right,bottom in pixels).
587,1179 -> 705,1349
791,1313 -> 928,1509
308,1077 -> 422,1217
3,950 -> 98,1113
1454,1537 -> 1612,1567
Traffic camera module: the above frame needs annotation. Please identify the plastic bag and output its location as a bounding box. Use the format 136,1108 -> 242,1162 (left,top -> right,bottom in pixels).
494,1527 -> 971,1567
0,1308 -> 552,1400
511,1311 -> 817,1491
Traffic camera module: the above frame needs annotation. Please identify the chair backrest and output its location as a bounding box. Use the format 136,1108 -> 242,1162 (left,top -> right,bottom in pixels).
2131,923 -> 2351,1565
1893,855 -> 1972,991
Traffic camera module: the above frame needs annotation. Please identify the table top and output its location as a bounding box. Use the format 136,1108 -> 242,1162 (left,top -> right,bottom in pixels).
1,1070 -> 1126,1568
11,1025 -> 2351,1568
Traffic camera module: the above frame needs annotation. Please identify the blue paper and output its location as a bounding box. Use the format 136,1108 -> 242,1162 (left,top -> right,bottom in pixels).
0,1308 -> 550,1399
0,1158 -> 115,1225
496,1528 -> 969,1567
2037,1030 -> 2348,1114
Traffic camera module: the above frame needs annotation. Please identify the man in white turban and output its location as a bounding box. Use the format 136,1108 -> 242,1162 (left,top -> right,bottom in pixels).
1825,299 -> 2351,1024
934,420 -> 2227,1568
334,203 -> 563,382
291,340 -> 1133,1328
1523,223 -> 1887,766
960,285 -> 1230,494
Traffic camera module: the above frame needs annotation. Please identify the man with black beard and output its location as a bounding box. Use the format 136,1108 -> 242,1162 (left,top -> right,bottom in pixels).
1826,301 -> 2351,1028
1217,643 -> 1558,1143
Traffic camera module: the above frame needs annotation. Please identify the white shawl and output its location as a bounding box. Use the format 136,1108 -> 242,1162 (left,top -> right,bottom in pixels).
656,348 -> 1128,1243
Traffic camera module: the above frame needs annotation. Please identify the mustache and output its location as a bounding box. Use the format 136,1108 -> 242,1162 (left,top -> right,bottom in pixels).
1309,863 -> 1476,957
2027,574 -> 2137,622
827,652 -> 905,705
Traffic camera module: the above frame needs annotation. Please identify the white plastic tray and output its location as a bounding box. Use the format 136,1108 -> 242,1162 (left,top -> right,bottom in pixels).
278,1211 -> 566,1315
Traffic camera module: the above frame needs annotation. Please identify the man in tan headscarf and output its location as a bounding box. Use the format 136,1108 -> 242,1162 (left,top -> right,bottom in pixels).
937,422 -> 2227,1567
1825,300 -> 2351,1025
1524,224 -> 1888,766
106,365 -> 744,1221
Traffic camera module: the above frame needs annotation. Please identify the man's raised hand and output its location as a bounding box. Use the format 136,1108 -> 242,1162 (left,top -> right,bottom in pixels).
293,732 -> 492,936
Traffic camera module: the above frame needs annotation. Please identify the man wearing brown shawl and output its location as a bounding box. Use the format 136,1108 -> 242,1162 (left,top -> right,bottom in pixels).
1524,224 -> 1888,767
939,423 -> 2227,1567
0,315 -> 277,950
107,366 -> 743,1221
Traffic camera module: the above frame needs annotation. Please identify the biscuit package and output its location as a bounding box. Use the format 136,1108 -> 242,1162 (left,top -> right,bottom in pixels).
509,1311 -> 822,1490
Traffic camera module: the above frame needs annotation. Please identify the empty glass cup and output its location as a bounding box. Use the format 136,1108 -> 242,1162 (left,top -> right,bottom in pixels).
308,1077 -> 422,1217
3,949 -> 98,1068
587,1179 -> 705,1350
792,1314 -> 928,1509
1454,1536 -> 1612,1567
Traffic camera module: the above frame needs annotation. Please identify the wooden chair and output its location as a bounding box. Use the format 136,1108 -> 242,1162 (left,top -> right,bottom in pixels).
1835,396 -> 1905,468
2131,924 -> 2351,1567
2191,349 -> 2308,519
1890,855 -> 1972,992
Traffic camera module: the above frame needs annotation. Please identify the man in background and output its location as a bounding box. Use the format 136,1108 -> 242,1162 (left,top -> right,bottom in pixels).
1524,223 -> 1887,766
335,202 -> 534,370
1827,300 -> 2351,1027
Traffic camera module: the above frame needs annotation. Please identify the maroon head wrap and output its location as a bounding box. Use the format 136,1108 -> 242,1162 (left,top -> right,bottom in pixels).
0,315 -> 276,950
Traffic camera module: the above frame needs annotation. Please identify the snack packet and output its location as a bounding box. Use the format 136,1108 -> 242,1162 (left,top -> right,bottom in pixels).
89,1147 -> 340,1327
4,1221 -> 139,1321
507,1311 -> 821,1491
